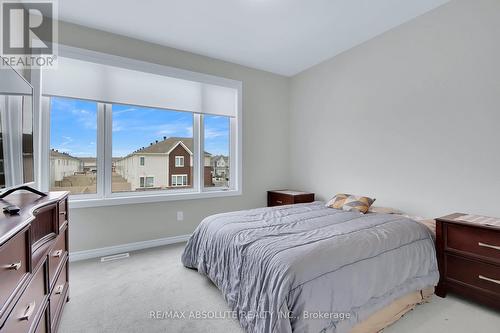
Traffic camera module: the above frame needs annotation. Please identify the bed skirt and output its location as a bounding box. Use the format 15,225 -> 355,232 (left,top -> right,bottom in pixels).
351,287 -> 434,333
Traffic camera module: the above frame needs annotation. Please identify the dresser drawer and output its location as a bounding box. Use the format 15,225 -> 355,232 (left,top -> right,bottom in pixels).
33,308 -> 47,333
48,228 -> 67,288
446,254 -> 500,296
0,228 -> 29,315
446,223 -> 500,261
1,264 -> 46,333
49,259 -> 68,329
58,199 -> 67,230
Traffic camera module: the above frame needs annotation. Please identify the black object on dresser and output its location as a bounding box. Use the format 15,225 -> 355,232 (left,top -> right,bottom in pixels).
0,191 -> 69,333
435,213 -> 500,311
267,190 -> 315,207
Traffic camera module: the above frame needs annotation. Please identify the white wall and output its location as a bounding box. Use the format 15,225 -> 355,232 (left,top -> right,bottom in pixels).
59,22 -> 290,252
289,0 -> 500,218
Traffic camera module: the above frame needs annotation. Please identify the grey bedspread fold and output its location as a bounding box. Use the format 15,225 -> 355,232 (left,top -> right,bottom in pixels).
182,202 -> 439,333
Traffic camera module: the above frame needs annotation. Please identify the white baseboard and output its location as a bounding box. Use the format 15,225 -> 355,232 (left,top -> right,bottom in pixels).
69,234 -> 191,262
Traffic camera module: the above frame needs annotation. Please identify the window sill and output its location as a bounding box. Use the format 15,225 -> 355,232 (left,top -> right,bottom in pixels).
69,189 -> 241,209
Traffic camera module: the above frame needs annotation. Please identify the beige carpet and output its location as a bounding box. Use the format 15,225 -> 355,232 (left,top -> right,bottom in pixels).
59,243 -> 500,333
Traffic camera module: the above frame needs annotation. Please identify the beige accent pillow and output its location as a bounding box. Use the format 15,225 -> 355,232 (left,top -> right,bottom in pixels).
326,193 -> 376,214
325,193 -> 350,209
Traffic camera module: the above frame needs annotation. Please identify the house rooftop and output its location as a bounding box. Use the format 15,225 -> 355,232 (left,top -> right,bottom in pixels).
50,149 -> 80,160
120,137 -> 212,159
135,137 -> 194,155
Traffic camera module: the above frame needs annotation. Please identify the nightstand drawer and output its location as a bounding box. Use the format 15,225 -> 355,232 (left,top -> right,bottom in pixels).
446,224 -> 500,261
446,254 -> 500,296
267,190 -> 315,207
268,193 -> 294,206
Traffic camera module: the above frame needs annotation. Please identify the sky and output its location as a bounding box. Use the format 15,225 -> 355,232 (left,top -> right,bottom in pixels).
50,97 -> 230,158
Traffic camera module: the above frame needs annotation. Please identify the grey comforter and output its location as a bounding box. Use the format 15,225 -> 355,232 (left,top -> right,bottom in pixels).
182,202 -> 439,333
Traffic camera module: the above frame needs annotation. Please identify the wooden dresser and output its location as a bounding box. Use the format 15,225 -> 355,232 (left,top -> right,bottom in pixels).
267,190 -> 315,207
435,213 -> 500,310
0,191 -> 69,333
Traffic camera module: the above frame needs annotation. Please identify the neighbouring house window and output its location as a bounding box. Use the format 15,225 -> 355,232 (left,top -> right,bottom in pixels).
171,174 -> 187,187
139,176 -> 154,188
49,97 -> 97,195
175,156 -> 184,167
42,53 -> 240,206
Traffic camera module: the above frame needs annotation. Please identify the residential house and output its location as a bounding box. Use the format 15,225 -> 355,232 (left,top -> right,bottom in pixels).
80,157 -> 97,173
115,137 -> 213,191
49,149 -> 83,187
211,155 -> 229,187
78,157 -> 121,173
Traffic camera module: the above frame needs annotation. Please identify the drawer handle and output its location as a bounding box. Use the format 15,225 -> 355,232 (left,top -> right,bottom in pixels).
276,200 -> 283,204
3,261 -> 22,270
52,249 -> 63,258
59,211 -> 66,216
478,275 -> 500,285
478,242 -> 500,251
19,301 -> 36,321
55,284 -> 64,295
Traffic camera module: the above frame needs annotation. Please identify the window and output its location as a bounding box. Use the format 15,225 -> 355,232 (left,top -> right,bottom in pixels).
175,156 -> 184,167
49,97 -> 97,195
171,174 -> 187,187
139,176 -> 154,188
204,115 -> 230,188
41,50 -> 241,207
112,104 -> 193,193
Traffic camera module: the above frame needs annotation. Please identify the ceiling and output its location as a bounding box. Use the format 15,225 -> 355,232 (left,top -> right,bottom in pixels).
59,0 -> 450,76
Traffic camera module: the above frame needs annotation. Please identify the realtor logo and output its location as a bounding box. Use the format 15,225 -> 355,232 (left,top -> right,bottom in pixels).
1,0 -> 57,68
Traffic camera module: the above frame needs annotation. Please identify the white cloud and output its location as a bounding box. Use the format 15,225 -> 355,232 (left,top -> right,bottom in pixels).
204,128 -> 227,139
113,107 -> 138,116
70,108 -> 97,130
60,136 -> 73,147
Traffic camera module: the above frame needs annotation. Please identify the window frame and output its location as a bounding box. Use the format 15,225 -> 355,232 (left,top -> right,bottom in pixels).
171,174 -> 188,187
139,156 -> 145,166
174,156 -> 184,168
139,175 -> 154,188
38,45 -> 242,208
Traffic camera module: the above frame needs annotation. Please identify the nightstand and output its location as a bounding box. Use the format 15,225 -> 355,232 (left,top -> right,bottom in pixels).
435,213 -> 500,310
267,190 -> 315,207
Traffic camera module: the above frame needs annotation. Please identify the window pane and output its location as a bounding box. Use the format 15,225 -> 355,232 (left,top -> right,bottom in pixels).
175,156 -> 184,167
22,96 -> 34,184
204,115 -> 230,188
49,97 -> 97,194
112,104 -> 193,192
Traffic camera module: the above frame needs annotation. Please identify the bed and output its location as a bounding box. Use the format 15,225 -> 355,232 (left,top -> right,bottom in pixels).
182,202 -> 439,333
